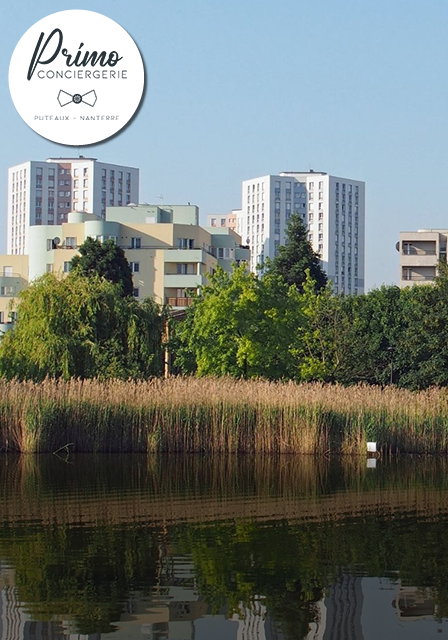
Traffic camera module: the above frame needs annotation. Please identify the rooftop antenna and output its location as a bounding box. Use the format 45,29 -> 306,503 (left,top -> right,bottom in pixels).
157,194 -> 164,205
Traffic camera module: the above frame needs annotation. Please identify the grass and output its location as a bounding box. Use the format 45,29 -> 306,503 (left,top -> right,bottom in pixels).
1,377 -> 448,454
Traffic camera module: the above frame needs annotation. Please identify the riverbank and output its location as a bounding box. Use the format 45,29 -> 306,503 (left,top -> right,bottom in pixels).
0,377 -> 448,454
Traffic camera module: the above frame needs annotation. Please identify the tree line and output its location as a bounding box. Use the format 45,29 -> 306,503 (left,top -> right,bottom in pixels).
1,219 -> 448,389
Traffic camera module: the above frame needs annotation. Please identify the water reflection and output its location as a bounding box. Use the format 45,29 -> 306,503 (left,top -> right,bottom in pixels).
0,455 -> 447,639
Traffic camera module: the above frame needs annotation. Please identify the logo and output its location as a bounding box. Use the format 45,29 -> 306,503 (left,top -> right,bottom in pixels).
9,10 -> 145,146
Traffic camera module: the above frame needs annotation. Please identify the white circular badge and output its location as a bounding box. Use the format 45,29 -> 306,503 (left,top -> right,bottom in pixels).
9,10 -> 145,146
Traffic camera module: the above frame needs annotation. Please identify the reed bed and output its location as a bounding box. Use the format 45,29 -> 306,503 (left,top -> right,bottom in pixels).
1,378 -> 448,454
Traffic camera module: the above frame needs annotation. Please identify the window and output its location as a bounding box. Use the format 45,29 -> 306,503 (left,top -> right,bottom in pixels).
83,179 -> 88,187
133,288 -> 139,298
211,218 -> 217,227
130,262 -> 140,273
0,286 -> 14,296
179,238 -> 194,249
131,237 -> 142,249
74,169 -> 79,177
65,237 -> 76,249
221,218 -> 226,227
3,267 -> 13,277
83,168 -> 88,176
63,261 -> 71,273
319,181 -> 323,189
177,263 -> 195,274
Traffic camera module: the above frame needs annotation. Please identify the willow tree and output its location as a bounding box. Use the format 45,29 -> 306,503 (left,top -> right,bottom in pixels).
0,272 -> 164,380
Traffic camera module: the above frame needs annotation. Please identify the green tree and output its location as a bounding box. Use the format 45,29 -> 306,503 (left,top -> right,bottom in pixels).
70,237 -> 134,297
0,272 -> 164,381
266,214 -> 327,293
173,265 -> 305,379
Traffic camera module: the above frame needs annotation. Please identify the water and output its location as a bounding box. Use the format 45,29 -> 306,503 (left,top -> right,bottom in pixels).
0,455 -> 448,639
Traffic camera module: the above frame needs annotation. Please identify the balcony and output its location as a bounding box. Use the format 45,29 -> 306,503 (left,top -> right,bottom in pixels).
402,275 -> 435,282
164,274 -> 202,289
402,248 -> 436,256
166,297 -> 194,307
0,274 -> 26,296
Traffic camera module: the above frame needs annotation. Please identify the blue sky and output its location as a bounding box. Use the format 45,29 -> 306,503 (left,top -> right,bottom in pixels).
2,0 -> 448,289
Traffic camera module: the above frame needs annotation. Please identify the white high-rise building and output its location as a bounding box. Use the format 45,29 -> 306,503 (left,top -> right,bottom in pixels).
239,171 -> 365,295
7,157 -> 139,255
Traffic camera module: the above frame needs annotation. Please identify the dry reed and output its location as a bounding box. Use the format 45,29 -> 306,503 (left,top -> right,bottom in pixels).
0,378 -> 448,454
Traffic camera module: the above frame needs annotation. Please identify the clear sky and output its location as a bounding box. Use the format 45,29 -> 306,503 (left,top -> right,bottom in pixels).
2,0 -> 448,289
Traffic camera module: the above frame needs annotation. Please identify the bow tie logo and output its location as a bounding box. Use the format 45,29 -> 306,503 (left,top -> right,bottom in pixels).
57,90 -> 97,107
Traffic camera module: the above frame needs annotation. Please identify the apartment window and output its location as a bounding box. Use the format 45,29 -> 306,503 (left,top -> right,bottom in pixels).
130,262 -> 140,273
65,237 -> 76,249
3,267 -> 13,277
309,182 -> 314,189
179,238 -> 194,249
83,179 -> 88,188
74,169 -> 79,177
83,168 -> 88,176
0,286 -> 14,296
48,168 -> 55,177
319,181 -> 323,189
133,287 -> 139,298
131,237 -> 142,249
177,263 -> 195,274
63,261 -> 71,273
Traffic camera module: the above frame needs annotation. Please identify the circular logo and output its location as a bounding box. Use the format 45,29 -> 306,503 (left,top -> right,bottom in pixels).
9,10 -> 145,146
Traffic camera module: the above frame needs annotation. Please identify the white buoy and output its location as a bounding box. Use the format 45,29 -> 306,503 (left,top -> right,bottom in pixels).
367,442 -> 377,453
367,458 -> 377,469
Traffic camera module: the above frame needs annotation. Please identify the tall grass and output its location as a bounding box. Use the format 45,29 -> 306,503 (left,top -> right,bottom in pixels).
1,378 -> 448,454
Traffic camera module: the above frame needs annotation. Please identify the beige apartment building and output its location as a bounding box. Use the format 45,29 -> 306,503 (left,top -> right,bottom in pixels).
0,204 -> 250,333
398,229 -> 447,287
206,210 -> 239,232
0,254 -> 29,333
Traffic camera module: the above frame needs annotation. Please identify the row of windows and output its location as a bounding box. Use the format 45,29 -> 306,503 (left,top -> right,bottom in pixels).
247,182 -> 265,193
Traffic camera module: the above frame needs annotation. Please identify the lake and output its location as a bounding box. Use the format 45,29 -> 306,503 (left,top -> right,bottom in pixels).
0,454 -> 447,639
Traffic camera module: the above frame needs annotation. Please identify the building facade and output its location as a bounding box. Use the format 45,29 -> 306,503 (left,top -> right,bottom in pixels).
398,229 -> 446,287
206,210 -> 240,232
239,172 -> 365,295
23,204 -> 249,309
7,157 -> 139,255
0,254 -> 29,334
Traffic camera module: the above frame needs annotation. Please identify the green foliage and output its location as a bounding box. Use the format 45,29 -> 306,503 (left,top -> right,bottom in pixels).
266,214 -> 327,293
0,272 -> 164,381
173,264 -> 306,379
70,237 -> 134,297
171,261 -> 448,389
